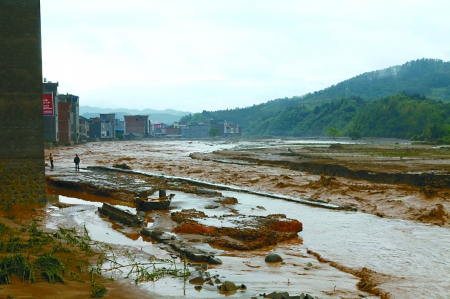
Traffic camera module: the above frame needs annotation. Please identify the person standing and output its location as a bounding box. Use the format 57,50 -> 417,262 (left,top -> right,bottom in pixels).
49,153 -> 54,169
74,154 -> 80,170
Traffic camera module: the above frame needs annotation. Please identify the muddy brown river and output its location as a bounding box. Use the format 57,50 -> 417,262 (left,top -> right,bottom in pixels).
44,139 -> 450,298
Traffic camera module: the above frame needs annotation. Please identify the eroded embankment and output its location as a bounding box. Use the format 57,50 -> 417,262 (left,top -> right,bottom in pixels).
194,152 -> 450,188
307,249 -> 393,299
289,161 -> 450,188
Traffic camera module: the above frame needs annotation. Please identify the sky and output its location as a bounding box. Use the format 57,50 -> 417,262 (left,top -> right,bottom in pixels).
41,0 -> 450,113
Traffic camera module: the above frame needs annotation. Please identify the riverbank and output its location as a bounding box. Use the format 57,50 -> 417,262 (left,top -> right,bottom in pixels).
4,138 -> 450,298
47,138 -> 450,227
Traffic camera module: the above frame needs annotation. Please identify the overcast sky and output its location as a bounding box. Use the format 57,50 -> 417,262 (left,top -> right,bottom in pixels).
41,0 -> 450,113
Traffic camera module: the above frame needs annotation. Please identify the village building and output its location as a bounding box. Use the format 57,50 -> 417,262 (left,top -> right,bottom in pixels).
184,122 -> 211,138
43,81 -> 80,145
89,113 -> 115,140
124,115 -> 151,138
43,81 -> 59,143
78,116 -> 89,143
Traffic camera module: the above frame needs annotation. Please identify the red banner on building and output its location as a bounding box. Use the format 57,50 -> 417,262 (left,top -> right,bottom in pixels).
43,93 -> 54,116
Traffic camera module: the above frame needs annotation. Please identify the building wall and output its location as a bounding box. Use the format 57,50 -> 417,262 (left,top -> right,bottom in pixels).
43,83 -> 59,142
100,113 -> 115,139
189,123 -> 211,138
0,1 -> 46,204
210,120 -> 227,136
58,102 -> 71,144
124,115 -> 149,136
59,94 -> 80,143
165,125 -> 181,136
89,120 -> 102,139
79,116 -> 89,142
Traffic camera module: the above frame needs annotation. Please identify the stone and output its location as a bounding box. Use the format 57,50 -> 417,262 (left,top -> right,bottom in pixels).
208,256 -> 223,264
205,205 -> 219,209
264,291 -> 290,299
189,276 -> 205,285
265,253 -> 283,263
220,281 -> 238,292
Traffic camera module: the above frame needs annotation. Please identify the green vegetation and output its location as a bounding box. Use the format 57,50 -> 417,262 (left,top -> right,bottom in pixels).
348,130 -> 363,140
178,58 -> 450,141
116,133 -> 124,141
0,218 -> 190,298
328,127 -> 342,139
296,58 -> 450,107
251,93 -> 450,142
208,128 -> 220,138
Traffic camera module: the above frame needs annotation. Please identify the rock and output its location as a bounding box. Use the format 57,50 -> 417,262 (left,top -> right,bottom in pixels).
189,276 -> 205,285
220,281 -> 238,292
112,163 -> 131,169
204,205 -> 219,209
264,291 -> 290,299
265,253 -> 283,263
208,256 -> 223,264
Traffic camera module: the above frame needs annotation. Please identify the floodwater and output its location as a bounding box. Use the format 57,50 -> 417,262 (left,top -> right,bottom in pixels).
44,139 -> 450,298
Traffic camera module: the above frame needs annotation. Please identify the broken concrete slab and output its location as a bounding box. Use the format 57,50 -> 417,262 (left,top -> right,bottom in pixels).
98,203 -> 144,227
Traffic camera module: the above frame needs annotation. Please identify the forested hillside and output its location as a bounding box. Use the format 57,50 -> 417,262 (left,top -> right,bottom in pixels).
251,93 -> 450,140
180,58 -> 450,139
299,58 -> 450,107
351,94 -> 450,140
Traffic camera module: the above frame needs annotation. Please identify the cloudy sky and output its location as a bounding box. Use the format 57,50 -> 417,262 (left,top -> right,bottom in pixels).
41,0 -> 450,113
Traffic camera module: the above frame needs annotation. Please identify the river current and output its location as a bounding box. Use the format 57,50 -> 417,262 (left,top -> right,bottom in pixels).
45,139 -> 450,298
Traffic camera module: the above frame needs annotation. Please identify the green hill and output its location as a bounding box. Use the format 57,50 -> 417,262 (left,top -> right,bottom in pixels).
181,58 -> 450,137
300,58 -> 450,107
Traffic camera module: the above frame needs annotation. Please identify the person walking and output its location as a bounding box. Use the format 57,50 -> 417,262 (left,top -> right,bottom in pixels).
74,154 -> 80,170
49,153 -> 54,169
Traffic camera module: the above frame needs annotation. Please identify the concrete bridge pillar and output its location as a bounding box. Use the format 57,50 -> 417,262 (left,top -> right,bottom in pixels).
0,1 -> 46,205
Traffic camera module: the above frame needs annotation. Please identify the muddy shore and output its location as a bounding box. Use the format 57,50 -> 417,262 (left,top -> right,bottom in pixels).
3,138 -> 450,298
47,138 -> 450,227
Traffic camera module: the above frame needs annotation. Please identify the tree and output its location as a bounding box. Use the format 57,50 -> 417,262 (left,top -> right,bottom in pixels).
348,130 -> 363,140
209,128 -> 220,138
328,127 -> 342,139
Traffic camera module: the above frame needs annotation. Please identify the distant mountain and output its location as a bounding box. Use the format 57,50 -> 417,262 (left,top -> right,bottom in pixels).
181,58 -> 450,135
80,106 -> 192,124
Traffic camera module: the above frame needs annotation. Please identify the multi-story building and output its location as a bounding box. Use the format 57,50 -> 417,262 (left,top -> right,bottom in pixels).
114,119 -> 124,134
210,119 -> 227,137
89,114 -> 115,140
58,93 -> 80,144
79,116 -> 89,142
100,113 -> 116,139
43,81 -> 59,143
209,119 -> 241,137
124,115 -> 151,138
185,122 -> 211,138
227,123 -> 241,137
43,82 -> 81,144
165,125 -> 181,136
